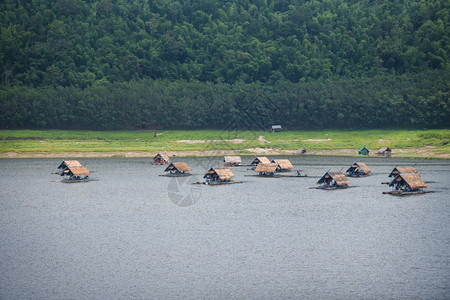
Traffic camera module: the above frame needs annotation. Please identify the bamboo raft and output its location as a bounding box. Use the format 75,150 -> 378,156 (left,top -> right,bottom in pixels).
159,173 -> 193,177
382,190 -> 430,196
193,181 -> 244,185
310,186 -> 356,190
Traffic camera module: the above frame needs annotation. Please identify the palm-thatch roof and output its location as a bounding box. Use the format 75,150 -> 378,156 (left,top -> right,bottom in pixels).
389,174 -> 427,190
204,167 -> 234,181
272,159 -> 294,170
388,167 -> 418,177
68,166 -> 90,176
58,160 -> 82,169
318,171 -> 350,186
165,162 -> 191,172
251,157 -> 271,165
223,156 -> 242,164
377,147 -> 392,153
347,162 -> 371,174
154,153 -> 169,162
254,163 -> 278,174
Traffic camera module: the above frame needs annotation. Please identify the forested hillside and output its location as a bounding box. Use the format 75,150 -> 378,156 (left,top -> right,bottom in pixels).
1,0 -> 449,129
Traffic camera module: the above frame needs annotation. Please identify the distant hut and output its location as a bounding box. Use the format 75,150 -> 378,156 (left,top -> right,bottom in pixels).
387,173 -> 427,195
250,157 -> 271,167
388,166 -> 418,178
164,162 -> 192,176
57,160 -> 82,175
63,165 -> 90,182
346,162 -> 371,177
254,163 -> 279,176
223,156 -> 242,167
317,171 -> 350,189
204,167 -> 234,184
358,147 -> 370,156
270,125 -> 282,132
298,148 -> 307,155
272,159 -> 294,172
153,153 -> 170,165
377,147 -> 392,157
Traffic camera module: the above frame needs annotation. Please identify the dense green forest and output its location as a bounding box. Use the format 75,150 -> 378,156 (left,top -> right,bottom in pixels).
0,0 -> 449,129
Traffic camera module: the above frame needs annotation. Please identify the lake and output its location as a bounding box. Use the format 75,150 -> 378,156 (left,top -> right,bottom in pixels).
1,156 -> 449,299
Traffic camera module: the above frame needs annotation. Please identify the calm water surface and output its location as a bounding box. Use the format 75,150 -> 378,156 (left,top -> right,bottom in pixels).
1,156 -> 449,299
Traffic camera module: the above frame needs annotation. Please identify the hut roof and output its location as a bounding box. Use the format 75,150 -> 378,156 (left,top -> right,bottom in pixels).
68,166 -> 90,176
254,163 -> 278,173
347,162 -> 371,174
390,174 -> 427,190
204,167 -> 234,180
388,167 -> 418,177
165,162 -> 191,172
154,153 -> 169,162
223,156 -> 242,164
58,160 -> 82,169
272,159 -> 294,170
252,157 -> 271,164
318,172 -> 350,186
378,147 -> 391,152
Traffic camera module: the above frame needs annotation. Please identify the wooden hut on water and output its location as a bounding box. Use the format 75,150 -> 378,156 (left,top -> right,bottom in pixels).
224,156 -> 242,167
62,165 -> 90,182
164,162 -> 192,176
272,159 -> 294,172
57,160 -> 82,175
250,157 -> 271,167
388,166 -> 418,178
153,153 -> 170,165
317,171 -> 350,189
346,162 -> 371,177
358,147 -> 370,156
386,173 -> 427,195
204,167 -> 234,184
377,147 -> 392,157
254,163 -> 279,176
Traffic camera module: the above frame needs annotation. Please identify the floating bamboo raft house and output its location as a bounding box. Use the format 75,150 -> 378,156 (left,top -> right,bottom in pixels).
203,167 -> 237,185
388,166 -> 418,177
223,156 -> 242,167
57,160 -> 82,175
384,173 -> 427,195
316,171 -> 350,189
163,162 -> 192,176
250,157 -> 271,166
272,159 -> 294,172
153,153 -> 170,165
346,162 -> 371,177
62,165 -> 91,182
254,163 -> 279,177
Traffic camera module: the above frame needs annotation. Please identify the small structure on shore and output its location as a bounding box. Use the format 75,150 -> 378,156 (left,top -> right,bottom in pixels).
57,160 -> 82,175
297,148 -> 307,155
272,159 -> 294,172
153,153 -> 170,165
384,173 -> 427,195
388,166 -> 418,178
358,147 -> 370,156
163,162 -> 192,176
62,166 -> 91,182
317,171 -> 350,189
250,157 -> 271,167
270,125 -> 282,132
223,156 -> 242,167
377,147 -> 392,157
254,163 -> 279,177
204,167 -> 235,185
346,162 -> 371,177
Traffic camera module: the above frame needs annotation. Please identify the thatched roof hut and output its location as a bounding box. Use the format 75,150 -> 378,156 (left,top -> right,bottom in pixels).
254,163 -> 278,176
164,162 -> 191,174
153,153 -> 170,164
58,160 -> 82,170
67,166 -> 90,176
389,173 -> 427,191
377,147 -> 392,156
204,167 -> 234,182
388,167 -> 418,177
251,157 -> 271,166
358,147 -> 370,155
346,162 -> 371,176
223,156 -> 242,166
317,171 -> 350,188
272,159 -> 294,171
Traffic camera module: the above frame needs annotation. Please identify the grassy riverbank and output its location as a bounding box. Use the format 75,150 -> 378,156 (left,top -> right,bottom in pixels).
0,129 -> 449,159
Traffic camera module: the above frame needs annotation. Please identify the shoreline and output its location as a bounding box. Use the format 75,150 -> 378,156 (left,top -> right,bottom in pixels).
1,148 -> 448,159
